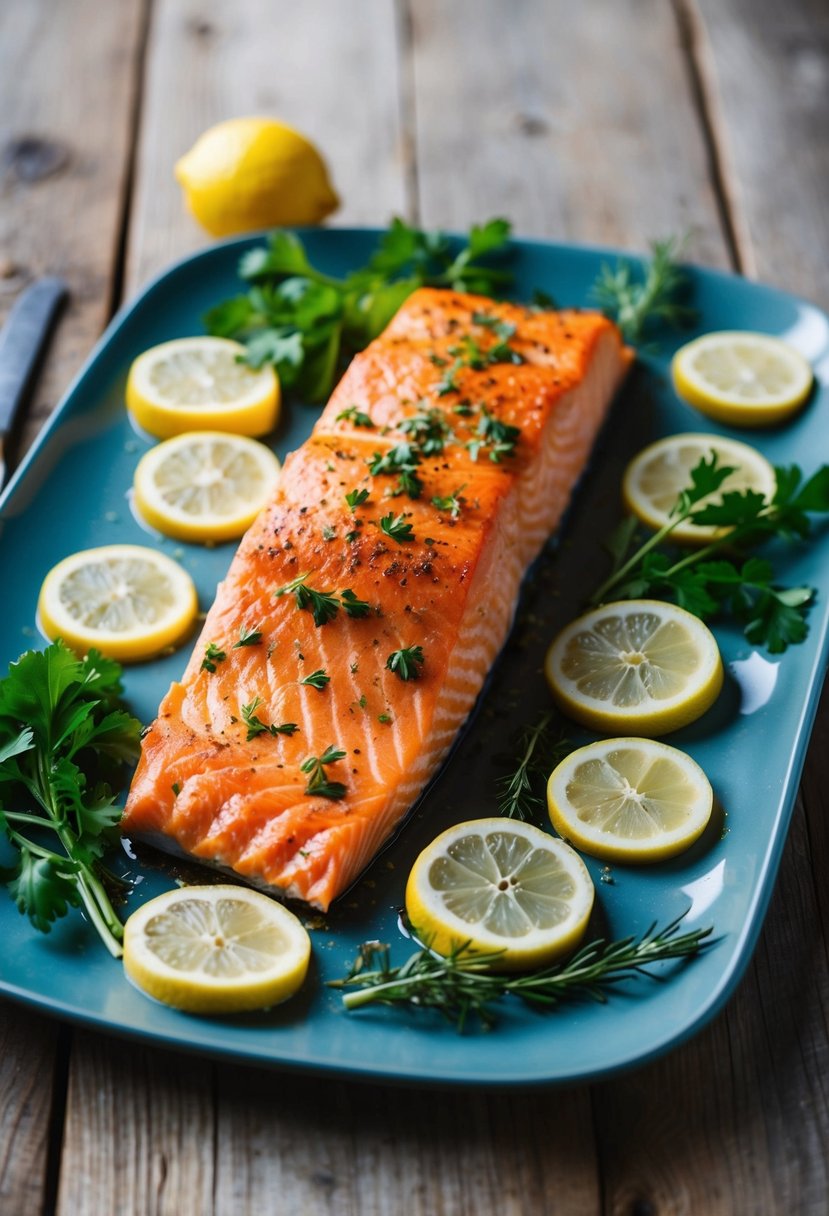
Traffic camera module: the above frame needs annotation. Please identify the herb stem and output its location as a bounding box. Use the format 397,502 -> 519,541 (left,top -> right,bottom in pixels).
589,512 -> 689,604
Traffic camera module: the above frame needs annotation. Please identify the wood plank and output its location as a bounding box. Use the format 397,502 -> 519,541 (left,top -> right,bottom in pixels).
125,0 -> 408,293
56,1034 -> 215,1216
408,0 -> 729,265
0,0 -> 148,458
693,0 -> 829,304
0,1004 -> 60,1216
213,1069 -> 600,1215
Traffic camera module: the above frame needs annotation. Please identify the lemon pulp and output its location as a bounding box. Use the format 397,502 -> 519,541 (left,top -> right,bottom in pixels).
548,737 -> 714,862
545,599 -> 723,736
405,819 -> 594,971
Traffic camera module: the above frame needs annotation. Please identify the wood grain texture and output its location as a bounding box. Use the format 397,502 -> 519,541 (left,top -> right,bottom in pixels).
693,0 -> 829,303
406,0 -> 729,265
0,0 -> 148,457
213,1068 -> 600,1216
0,1005 -> 59,1216
125,0 -> 408,292
56,1033 -> 215,1216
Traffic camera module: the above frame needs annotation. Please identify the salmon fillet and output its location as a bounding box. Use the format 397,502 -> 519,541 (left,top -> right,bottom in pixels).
122,288 -> 632,909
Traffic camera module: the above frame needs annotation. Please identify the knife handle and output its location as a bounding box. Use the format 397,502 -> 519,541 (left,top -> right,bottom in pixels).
0,276 -> 68,436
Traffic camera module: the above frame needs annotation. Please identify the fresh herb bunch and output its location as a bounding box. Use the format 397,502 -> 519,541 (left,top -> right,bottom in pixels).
592,236 -> 696,344
0,642 -> 142,956
497,710 -> 571,821
331,917 -> 712,1031
593,454 -> 829,653
205,218 -> 513,401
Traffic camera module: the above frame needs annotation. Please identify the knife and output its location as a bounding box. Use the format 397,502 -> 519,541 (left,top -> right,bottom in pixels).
0,276 -> 68,491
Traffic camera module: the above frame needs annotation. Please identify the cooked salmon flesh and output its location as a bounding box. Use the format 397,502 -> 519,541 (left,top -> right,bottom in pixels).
122,288 -> 632,909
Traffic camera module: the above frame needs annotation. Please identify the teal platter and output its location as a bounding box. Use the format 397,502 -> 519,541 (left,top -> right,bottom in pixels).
1,230 -> 828,1087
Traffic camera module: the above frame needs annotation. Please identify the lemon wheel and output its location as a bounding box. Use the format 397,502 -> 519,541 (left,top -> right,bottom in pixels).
126,337 -> 280,439
38,544 -> 197,662
123,885 -> 311,1014
133,431 -> 281,543
405,819 -> 595,972
545,600 -> 723,736
548,737 -> 714,863
672,331 -> 813,427
622,432 -> 776,544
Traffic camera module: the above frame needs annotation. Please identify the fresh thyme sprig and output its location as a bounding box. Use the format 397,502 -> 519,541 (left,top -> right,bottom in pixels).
301,746 -> 347,799
497,711 -> 571,821
591,454 -> 829,653
591,235 -> 697,344
331,917 -> 713,1031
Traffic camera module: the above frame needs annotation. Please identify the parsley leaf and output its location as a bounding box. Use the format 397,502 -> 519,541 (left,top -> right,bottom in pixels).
386,645 -> 425,681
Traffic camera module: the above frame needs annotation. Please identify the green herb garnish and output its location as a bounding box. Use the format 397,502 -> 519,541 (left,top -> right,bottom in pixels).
379,511 -> 415,543
497,711 -> 571,821
233,627 -> 263,649
592,455 -> 829,653
398,407 -> 454,454
275,574 -> 341,627
591,236 -> 696,344
386,645 -> 425,681
340,589 -> 372,619
300,669 -> 330,691
205,219 -> 513,402
336,405 -> 374,428
0,642 -> 141,956
241,696 -> 298,741
345,488 -> 370,511
301,745 -> 347,799
201,642 -> 227,672
432,485 -> 467,519
467,406 -> 520,463
331,917 -> 713,1031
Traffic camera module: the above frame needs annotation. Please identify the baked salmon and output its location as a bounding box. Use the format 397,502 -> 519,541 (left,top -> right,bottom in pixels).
122,288 -> 631,909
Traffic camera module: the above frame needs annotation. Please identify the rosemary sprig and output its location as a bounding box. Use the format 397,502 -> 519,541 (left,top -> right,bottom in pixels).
331,917 -> 713,1031
591,236 -> 696,344
497,711 -> 571,821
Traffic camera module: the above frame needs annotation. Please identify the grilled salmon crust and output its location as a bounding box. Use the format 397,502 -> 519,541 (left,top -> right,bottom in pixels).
122,288 -> 632,909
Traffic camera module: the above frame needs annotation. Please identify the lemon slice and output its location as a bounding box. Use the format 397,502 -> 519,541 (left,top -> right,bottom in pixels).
133,431 -> 281,543
622,432 -> 776,544
547,737 -> 714,863
672,331 -> 813,427
405,819 -> 594,972
545,600 -> 723,736
38,544 -> 197,662
123,885 -> 311,1014
126,337 -> 280,439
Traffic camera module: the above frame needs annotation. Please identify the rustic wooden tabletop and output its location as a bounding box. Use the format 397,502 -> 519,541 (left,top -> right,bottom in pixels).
1,1 -> 827,1212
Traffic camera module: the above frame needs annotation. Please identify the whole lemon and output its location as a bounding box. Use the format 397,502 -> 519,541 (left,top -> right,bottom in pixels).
175,116 -> 339,237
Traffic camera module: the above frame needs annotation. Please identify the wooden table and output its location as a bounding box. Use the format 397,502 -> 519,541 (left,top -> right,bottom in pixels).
1,2 -> 827,1211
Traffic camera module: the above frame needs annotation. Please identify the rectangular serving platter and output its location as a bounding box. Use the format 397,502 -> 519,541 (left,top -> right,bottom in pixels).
1,229 -> 828,1087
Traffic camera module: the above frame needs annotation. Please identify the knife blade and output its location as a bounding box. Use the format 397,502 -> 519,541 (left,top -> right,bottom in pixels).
0,276 -> 68,490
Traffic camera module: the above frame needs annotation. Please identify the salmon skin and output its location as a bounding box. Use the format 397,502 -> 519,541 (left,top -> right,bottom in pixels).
123,288 -> 632,910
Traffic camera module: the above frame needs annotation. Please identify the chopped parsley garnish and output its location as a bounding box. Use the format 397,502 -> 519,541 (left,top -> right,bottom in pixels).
431,485 -> 467,519
346,488 -> 370,511
201,642 -> 227,673
436,359 -> 463,396
233,626 -> 263,649
467,406 -> 520,463
276,574 -> 371,625
171,782 -> 181,797
378,712 -> 393,724
385,645 -> 425,681
368,444 -> 424,500
301,746 -> 347,799
240,697 -> 299,742
379,511 -> 415,543
336,405 -> 375,428
300,669 -> 330,691
322,525 -> 337,541
471,311 -> 517,342
398,407 -> 455,454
